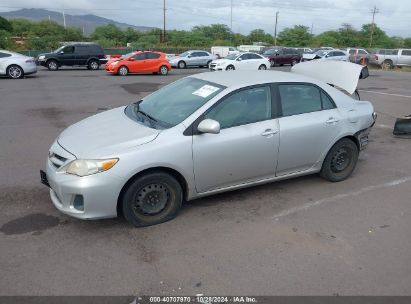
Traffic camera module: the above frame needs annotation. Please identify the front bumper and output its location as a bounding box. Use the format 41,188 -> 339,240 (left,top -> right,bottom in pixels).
42,141 -> 125,219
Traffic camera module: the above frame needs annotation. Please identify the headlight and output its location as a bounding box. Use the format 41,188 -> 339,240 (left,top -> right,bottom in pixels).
38,55 -> 45,60
58,159 -> 118,177
112,61 -> 119,66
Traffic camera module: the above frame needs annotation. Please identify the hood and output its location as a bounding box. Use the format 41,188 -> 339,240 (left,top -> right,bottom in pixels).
58,107 -> 159,158
212,58 -> 231,64
291,61 -> 364,95
302,53 -> 320,60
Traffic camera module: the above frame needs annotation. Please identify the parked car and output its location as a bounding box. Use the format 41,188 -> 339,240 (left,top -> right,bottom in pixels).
263,47 -> 301,66
346,48 -> 370,64
209,52 -> 270,70
295,47 -> 314,55
105,53 -> 133,66
105,51 -> 171,76
168,50 -> 216,69
41,65 -> 376,227
37,43 -> 106,71
369,49 -> 411,69
211,46 -> 240,58
302,50 -> 348,62
0,50 -> 37,79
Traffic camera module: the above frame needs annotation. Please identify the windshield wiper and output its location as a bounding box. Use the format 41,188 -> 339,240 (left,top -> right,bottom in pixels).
133,100 -> 158,128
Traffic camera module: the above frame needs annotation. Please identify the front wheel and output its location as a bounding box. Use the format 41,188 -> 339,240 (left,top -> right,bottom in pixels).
258,64 -> 267,70
121,172 -> 183,227
159,65 -> 168,75
7,65 -> 24,79
118,66 -> 128,76
178,61 -> 186,69
320,138 -> 359,182
47,60 -> 59,71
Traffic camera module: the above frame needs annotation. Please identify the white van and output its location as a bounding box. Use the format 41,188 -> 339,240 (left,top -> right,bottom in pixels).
211,46 -> 240,58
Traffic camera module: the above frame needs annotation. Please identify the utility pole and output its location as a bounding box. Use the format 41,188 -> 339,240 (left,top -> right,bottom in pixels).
310,22 -> 314,35
274,11 -> 279,46
230,0 -> 233,44
62,11 -> 66,28
369,5 -> 379,48
162,0 -> 166,43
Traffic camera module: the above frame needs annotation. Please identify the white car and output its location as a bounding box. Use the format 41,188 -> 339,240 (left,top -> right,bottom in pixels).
0,50 -> 37,79
302,50 -> 349,62
209,52 -> 270,71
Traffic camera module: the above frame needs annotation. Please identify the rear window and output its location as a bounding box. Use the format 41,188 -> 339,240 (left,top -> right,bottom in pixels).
0,52 -> 11,58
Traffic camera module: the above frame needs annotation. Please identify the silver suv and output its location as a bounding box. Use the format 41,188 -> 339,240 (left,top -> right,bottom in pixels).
370,49 -> 411,68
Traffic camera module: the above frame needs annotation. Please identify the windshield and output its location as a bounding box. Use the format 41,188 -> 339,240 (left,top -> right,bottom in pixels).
225,53 -> 239,60
179,51 -> 190,57
121,52 -> 134,59
315,50 -> 328,57
125,77 -> 226,129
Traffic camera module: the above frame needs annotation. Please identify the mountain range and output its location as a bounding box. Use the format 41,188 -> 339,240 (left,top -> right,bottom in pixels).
0,8 -> 156,35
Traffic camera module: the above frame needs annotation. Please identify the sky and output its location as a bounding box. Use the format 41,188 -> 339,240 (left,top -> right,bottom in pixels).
0,0 -> 410,37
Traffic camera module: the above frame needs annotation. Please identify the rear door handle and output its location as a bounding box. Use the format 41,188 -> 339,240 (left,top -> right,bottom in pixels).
261,129 -> 278,137
325,117 -> 339,124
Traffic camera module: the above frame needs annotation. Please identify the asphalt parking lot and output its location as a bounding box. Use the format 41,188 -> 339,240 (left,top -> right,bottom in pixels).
0,66 -> 410,296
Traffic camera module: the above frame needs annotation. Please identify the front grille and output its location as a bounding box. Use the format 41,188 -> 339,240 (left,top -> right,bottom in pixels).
49,152 -> 68,169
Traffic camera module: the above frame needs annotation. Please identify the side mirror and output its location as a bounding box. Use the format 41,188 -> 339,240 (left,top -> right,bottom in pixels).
128,58 -> 135,61
187,55 -> 192,58
276,53 -> 280,56
237,58 -> 242,61
60,51 -> 64,54
197,119 -> 220,134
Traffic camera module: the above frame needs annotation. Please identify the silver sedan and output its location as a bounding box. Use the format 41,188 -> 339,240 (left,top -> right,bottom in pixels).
42,69 -> 376,227
169,50 -> 216,69
0,50 -> 37,79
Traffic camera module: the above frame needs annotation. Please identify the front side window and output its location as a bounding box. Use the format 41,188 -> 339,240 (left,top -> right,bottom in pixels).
146,53 -> 160,59
205,86 -> 272,129
133,53 -> 146,60
358,50 -> 367,55
62,46 -> 74,54
239,54 -> 250,60
279,84 -> 324,116
125,77 -> 225,128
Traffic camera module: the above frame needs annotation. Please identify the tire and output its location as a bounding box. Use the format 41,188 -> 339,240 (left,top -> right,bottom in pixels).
291,59 -> 298,66
47,59 -> 59,71
121,172 -> 183,227
320,138 -> 359,182
88,59 -> 99,70
118,65 -> 128,76
6,65 -> 24,79
382,60 -> 393,69
178,61 -> 186,69
206,60 -> 212,68
258,64 -> 267,70
270,60 -> 275,67
159,65 -> 168,75
226,65 -> 235,71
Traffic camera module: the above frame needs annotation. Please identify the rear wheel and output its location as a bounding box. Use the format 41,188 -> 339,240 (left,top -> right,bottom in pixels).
226,65 -> 235,71
159,65 -> 168,75
118,65 -> 128,76
6,65 -> 24,79
320,138 -> 359,182
121,172 -> 183,227
88,59 -> 99,70
47,59 -> 58,71
258,64 -> 267,70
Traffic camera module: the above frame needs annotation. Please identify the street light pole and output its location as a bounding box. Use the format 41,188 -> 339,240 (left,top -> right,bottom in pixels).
274,11 -> 279,46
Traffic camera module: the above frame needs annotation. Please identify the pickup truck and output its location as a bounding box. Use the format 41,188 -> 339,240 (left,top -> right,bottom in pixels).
369,49 -> 411,68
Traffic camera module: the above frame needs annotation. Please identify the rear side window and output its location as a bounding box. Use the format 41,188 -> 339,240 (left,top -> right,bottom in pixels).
279,84 -> 334,116
401,50 -> 411,56
358,49 -> 367,55
146,53 -> 161,59
0,52 -> 11,58
133,53 -> 146,60
349,49 -> 356,55
391,50 -> 399,55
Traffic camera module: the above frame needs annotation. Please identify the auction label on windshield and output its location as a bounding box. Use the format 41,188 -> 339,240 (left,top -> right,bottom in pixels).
192,85 -> 220,98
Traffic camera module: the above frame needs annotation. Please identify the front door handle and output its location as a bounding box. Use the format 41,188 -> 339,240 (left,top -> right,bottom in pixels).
261,129 -> 278,137
325,117 -> 339,124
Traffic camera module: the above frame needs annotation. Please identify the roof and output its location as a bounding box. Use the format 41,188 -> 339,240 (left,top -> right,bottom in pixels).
191,70 -> 319,88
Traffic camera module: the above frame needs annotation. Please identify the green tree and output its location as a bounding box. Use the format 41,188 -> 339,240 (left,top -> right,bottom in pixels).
312,31 -> 339,47
248,29 -> 273,44
359,24 -> 390,47
0,16 -> 12,32
192,24 -> 232,41
338,23 -> 359,47
278,25 -> 313,46
91,24 -> 124,45
404,38 -> 411,48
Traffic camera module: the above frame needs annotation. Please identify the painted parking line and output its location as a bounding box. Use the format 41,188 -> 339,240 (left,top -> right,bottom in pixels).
359,90 -> 411,99
273,176 -> 411,219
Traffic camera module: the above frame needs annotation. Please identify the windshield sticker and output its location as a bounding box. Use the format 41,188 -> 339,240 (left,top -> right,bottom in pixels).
192,85 -> 220,98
